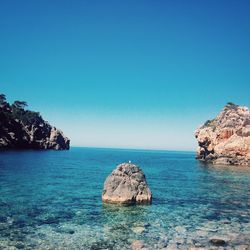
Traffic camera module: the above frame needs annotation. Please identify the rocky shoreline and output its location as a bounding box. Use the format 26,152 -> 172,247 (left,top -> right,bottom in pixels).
0,94 -> 69,150
195,103 -> 250,166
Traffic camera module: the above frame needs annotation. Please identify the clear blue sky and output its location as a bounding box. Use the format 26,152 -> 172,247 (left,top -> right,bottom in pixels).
1,0 -> 249,150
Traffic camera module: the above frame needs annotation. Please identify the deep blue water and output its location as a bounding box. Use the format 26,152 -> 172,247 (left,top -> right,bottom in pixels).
0,147 -> 249,249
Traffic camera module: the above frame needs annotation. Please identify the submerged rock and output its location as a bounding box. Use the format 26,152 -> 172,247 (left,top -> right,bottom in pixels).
209,238 -> 226,246
102,163 -> 152,204
15,242 -> 25,249
195,103 -> 250,166
131,240 -> 145,250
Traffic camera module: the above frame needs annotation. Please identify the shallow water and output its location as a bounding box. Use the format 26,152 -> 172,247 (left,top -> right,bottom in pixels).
0,147 -> 249,249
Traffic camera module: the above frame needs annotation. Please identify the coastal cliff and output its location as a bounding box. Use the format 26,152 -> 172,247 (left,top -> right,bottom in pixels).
195,103 -> 250,166
0,94 -> 70,150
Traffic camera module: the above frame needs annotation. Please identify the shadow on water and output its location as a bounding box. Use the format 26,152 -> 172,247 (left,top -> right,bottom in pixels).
197,161 -> 250,173
101,203 -> 151,228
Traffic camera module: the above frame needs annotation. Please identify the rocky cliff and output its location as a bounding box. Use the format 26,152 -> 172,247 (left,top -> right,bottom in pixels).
0,94 -> 70,150
195,103 -> 250,166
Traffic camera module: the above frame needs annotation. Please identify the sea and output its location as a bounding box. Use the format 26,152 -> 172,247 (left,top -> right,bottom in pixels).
0,147 -> 249,249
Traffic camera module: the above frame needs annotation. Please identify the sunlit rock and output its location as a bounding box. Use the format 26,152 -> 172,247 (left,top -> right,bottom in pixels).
102,163 -> 152,204
195,103 -> 250,166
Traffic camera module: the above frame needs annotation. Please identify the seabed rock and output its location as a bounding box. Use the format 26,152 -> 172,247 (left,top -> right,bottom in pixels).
102,163 -> 152,205
209,238 -> 226,246
131,240 -> 145,250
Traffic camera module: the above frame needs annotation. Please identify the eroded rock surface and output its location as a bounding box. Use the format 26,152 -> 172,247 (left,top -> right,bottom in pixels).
195,103 -> 250,166
102,163 -> 152,204
0,97 -> 69,150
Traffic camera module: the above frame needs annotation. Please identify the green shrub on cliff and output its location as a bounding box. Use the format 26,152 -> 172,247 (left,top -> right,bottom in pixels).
0,93 -> 43,126
225,102 -> 239,110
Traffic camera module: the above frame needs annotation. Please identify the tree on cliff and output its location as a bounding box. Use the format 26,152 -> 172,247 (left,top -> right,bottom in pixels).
0,94 -> 7,107
0,93 -> 70,150
0,94 -> 42,125
11,100 -> 42,125
13,100 -> 28,110
0,94 -> 6,103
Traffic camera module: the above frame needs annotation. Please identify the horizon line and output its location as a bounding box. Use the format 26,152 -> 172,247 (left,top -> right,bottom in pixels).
70,145 -> 196,153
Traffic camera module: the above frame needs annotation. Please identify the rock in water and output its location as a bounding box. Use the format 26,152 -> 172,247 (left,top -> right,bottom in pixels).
0,94 -> 70,150
195,103 -> 250,166
209,238 -> 226,246
102,163 -> 152,204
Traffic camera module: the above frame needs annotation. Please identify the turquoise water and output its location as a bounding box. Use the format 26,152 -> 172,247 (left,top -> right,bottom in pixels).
0,147 -> 249,249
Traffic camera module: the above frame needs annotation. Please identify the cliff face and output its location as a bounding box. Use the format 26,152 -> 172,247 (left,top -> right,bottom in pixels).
195,103 -> 250,166
0,97 -> 70,150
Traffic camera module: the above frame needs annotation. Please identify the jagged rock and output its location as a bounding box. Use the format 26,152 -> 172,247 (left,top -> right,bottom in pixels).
47,127 -> 69,150
0,121 -> 69,150
102,163 -> 152,204
195,103 -> 250,166
0,96 -> 70,150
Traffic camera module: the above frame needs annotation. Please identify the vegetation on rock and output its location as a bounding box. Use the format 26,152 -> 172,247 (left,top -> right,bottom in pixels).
0,93 -> 70,150
195,103 -> 250,166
